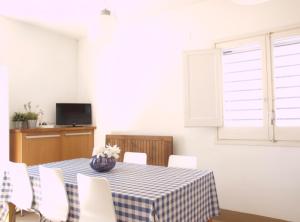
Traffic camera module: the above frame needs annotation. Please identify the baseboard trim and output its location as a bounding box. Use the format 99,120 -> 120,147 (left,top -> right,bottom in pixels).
214,209 -> 288,222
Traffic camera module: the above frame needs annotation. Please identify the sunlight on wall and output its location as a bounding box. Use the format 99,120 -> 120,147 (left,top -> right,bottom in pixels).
92,17 -> 184,135
0,66 -> 9,170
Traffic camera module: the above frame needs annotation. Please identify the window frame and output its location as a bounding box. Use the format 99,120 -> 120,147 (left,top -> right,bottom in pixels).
217,36 -> 271,141
216,27 -> 300,143
271,28 -> 300,141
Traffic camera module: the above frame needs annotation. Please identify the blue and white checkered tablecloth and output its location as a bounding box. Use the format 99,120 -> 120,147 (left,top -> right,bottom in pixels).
0,158 -> 219,222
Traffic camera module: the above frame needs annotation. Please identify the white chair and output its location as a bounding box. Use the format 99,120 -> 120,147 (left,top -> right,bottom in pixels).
8,161 -> 41,220
168,155 -> 198,169
123,152 -> 147,165
39,166 -> 69,222
77,173 -> 117,222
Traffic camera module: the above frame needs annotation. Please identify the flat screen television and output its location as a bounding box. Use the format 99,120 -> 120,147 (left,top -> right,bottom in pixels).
56,103 -> 92,126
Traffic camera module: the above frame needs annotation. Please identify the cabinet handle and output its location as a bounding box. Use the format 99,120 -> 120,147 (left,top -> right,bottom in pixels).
26,135 -> 61,139
64,132 -> 92,136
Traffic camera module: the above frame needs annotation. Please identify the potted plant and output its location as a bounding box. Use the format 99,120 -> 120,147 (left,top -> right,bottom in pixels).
12,112 -> 26,129
24,102 -> 39,128
25,112 -> 39,128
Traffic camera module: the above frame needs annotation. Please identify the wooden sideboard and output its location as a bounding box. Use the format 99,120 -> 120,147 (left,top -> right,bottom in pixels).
10,126 -> 95,165
106,135 -> 173,166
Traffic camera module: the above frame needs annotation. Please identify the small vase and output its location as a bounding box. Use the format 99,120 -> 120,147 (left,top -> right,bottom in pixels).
23,121 -> 28,129
14,121 -> 23,129
90,155 -> 116,172
27,120 -> 37,128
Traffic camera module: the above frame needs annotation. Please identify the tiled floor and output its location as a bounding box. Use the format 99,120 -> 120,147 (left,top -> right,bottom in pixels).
15,212 -> 39,222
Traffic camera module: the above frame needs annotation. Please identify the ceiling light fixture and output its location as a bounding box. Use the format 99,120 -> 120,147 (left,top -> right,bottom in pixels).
86,1 -> 115,41
98,5 -> 116,42
101,8 -> 111,16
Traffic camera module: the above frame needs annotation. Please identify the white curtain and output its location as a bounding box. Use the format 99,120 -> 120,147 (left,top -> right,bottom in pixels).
0,66 -> 9,171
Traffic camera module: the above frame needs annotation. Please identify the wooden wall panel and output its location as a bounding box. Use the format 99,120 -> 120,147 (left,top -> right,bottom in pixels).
106,135 -> 173,166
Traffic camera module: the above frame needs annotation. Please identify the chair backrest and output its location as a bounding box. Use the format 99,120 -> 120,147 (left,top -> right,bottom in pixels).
168,155 -> 198,169
39,166 -> 69,221
123,152 -> 147,165
77,173 -> 116,222
8,161 -> 33,210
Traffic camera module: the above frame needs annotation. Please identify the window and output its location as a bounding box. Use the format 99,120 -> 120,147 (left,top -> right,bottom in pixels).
217,28 -> 300,142
272,30 -> 300,141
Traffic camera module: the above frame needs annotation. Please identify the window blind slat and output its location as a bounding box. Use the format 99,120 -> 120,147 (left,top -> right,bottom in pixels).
224,90 -> 262,101
223,70 -> 261,82
275,98 -> 300,108
275,86 -> 300,97
224,120 -> 262,127
276,120 -> 300,127
224,80 -> 261,91
223,62 -> 261,74
275,74 -> 300,79
276,109 -> 300,118
274,76 -> 300,87
224,78 -> 261,83
274,66 -> 300,77
273,54 -> 300,67
274,52 -> 300,58
224,110 -> 263,119
223,100 -> 262,110
223,51 -> 261,63
273,42 -> 300,55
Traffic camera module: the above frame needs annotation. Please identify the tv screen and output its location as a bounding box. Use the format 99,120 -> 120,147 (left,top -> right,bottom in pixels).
56,103 -> 92,126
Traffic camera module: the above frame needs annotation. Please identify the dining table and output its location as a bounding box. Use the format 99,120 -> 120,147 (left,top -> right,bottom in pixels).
0,158 -> 219,222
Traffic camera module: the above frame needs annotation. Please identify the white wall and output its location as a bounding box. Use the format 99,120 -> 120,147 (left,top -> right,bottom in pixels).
78,0 -> 300,221
0,66 -> 9,170
0,17 -> 78,125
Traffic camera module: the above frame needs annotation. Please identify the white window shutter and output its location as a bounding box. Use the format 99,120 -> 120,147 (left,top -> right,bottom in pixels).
183,49 -> 221,127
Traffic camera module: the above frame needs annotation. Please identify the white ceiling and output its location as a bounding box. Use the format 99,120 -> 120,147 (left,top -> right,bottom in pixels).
0,0 -> 202,38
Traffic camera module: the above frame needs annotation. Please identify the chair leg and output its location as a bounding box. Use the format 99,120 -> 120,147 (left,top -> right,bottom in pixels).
8,203 -> 16,222
38,212 -> 43,222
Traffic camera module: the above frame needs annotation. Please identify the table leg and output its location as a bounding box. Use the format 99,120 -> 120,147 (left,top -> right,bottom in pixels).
8,203 -> 16,222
